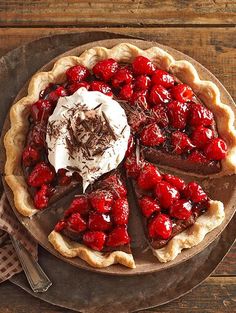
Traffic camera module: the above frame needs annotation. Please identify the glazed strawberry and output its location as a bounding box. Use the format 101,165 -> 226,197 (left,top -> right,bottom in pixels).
106,226 -> 130,247
47,86 -> 67,103
184,182 -> 208,203
148,214 -> 172,240
111,67 -> 133,88
140,123 -> 165,147
189,103 -> 214,127
170,199 -> 192,220
171,131 -> 195,155
89,190 -> 113,213
22,146 -> 40,167
163,174 -> 186,192
66,65 -> 90,83
151,105 -> 169,128
28,162 -> 55,187
92,58 -> 118,81
127,108 -> 148,132
137,163 -> 162,190
83,231 -> 106,251
171,84 -> 193,102
112,198 -> 129,225
149,85 -> 171,106
188,150 -> 209,163
57,168 -> 72,186
119,83 -> 133,100
100,174 -> 127,199
90,81 -> 113,97
151,70 -> 175,88
67,212 -> 87,232
167,101 -> 189,130
88,212 -> 112,231
30,124 -> 46,148
134,75 -> 151,91
30,99 -> 54,122
125,135 -> 135,157
204,138 -> 227,161
54,220 -> 67,232
124,154 -> 143,178
132,56 -> 155,75
139,196 -> 160,218
130,90 -> 148,109
155,181 -> 180,209
33,184 -> 50,210
191,126 -> 214,149
67,81 -> 90,95
65,195 -> 89,217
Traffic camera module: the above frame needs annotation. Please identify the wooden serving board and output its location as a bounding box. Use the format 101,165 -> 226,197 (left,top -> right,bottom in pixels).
0,31 -> 235,312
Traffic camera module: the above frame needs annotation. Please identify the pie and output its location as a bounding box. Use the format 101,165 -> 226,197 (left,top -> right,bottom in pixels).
3,42 -> 236,268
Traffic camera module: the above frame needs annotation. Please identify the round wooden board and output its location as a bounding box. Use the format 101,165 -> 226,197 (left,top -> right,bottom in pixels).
1,34 -> 236,277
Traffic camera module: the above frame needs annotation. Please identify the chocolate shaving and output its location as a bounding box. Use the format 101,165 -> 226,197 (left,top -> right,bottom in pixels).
102,111 -> 117,141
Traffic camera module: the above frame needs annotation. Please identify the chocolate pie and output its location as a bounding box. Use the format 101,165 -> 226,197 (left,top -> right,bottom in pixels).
4,43 -> 236,268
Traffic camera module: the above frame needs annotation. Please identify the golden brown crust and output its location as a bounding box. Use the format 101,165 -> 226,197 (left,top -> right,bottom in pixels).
48,230 -> 135,269
4,42 -> 233,240
152,200 -> 225,262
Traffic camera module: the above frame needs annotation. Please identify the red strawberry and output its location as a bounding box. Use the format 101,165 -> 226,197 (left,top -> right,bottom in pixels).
171,84 -> 193,102
125,135 -> 135,157
171,131 -> 195,155
112,198 -> 129,225
89,190 -> 113,213
57,168 -> 72,186
191,126 -> 214,148
184,182 -> 208,203
67,212 -> 87,232
151,70 -> 175,88
83,231 -> 106,251
188,150 -> 209,163
66,65 -> 90,83
139,196 -> 160,218
92,58 -> 118,81
167,101 -> 189,130
67,81 -> 90,95
140,123 -> 165,147
134,75 -> 151,91
149,85 -> 171,106
47,86 -> 67,103
111,67 -> 133,88
151,104 -> 169,128
155,181 -> 180,209
137,163 -> 162,190
33,184 -> 51,210
30,99 -> 54,122
54,220 -> 67,232
65,195 -> 89,217
170,199 -> 192,220
163,174 -> 186,192
148,214 -> 172,240
119,83 -> 133,100
22,146 -> 40,167
106,226 -> 130,247
124,154 -> 143,178
189,103 -> 214,127
88,212 -> 112,231
28,162 -> 55,187
130,90 -> 148,109
100,174 -> 127,199
204,138 -> 227,161
90,81 -> 113,97
132,56 -> 155,75
30,124 -> 46,149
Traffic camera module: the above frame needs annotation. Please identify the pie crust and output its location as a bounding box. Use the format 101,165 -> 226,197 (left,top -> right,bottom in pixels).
48,230 -> 135,269
3,42 -> 234,267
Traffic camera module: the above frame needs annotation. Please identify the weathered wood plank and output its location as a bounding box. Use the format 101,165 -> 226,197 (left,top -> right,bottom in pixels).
0,277 -> 235,312
0,27 -> 235,101
215,243 -> 236,276
0,0 -> 235,26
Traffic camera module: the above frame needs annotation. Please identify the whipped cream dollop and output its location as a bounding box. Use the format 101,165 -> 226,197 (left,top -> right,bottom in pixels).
46,87 -> 130,191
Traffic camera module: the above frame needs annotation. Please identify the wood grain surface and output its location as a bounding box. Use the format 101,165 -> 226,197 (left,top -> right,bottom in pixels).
0,0 -> 235,312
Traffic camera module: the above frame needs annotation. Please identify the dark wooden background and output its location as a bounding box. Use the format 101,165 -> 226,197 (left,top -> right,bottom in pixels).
0,1 -> 235,312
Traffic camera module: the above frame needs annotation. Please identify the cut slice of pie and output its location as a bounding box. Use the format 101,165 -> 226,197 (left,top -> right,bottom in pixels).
48,171 -> 135,268
125,153 -> 225,262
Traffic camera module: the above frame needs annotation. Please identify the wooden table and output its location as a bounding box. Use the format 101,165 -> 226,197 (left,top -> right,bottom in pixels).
0,1 -> 235,312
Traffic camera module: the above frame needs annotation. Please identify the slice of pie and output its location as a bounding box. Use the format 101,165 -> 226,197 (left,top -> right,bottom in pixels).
125,152 -> 225,262
48,171 -> 135,268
